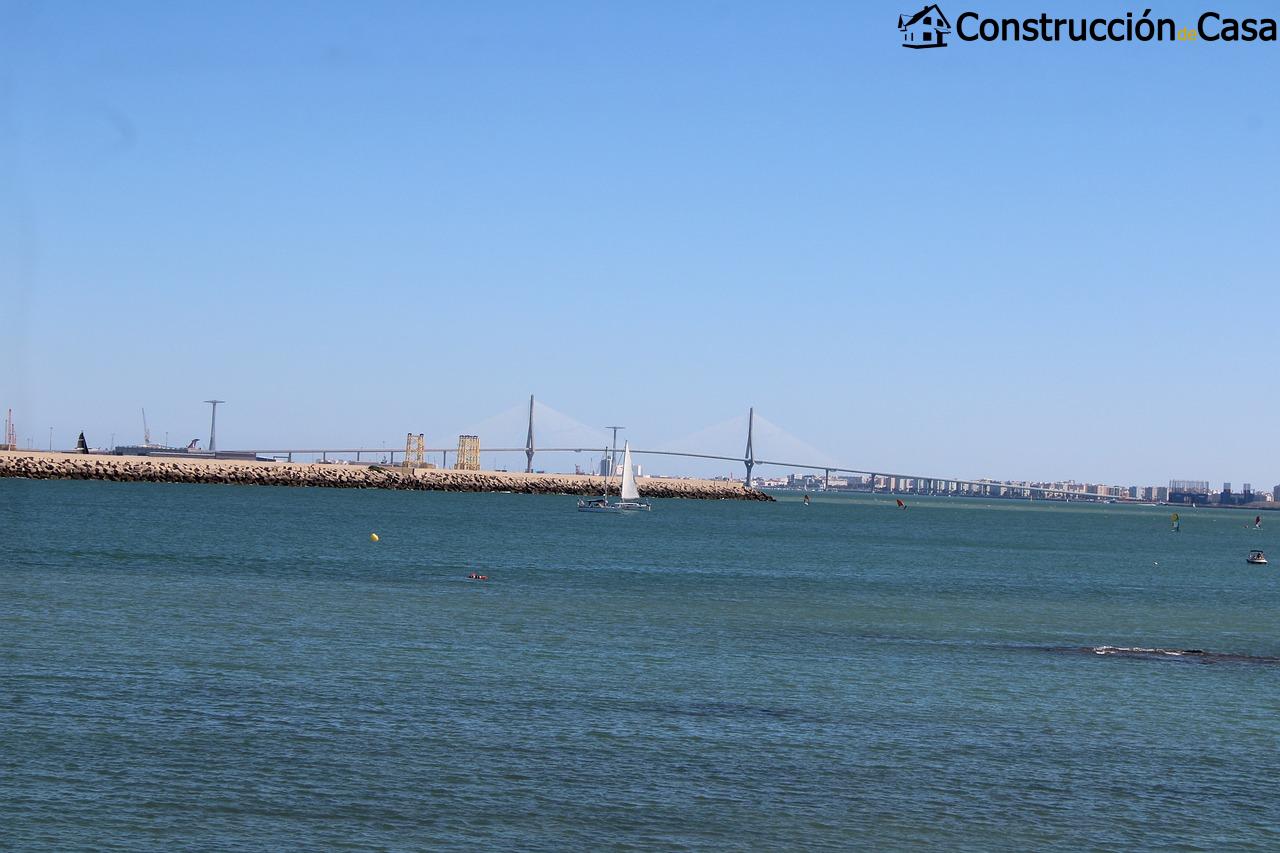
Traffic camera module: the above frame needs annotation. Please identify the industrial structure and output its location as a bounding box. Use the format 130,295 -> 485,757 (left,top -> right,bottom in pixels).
455,435 -> 481,471
404,433 -> 426,468
2,409 -> 15,451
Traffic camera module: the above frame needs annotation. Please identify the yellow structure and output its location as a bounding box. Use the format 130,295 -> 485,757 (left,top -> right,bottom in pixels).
455,435 -> 481,471
404,432 -> 425,468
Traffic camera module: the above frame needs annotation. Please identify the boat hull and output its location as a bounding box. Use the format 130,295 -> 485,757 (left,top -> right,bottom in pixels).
577,500 -> 651,513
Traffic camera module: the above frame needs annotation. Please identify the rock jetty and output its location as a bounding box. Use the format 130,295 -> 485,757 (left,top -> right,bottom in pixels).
0,451 -> 773,501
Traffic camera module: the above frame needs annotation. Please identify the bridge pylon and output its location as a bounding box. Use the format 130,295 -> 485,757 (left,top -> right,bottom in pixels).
525,395 -> 535,473
743,407 -> 755,487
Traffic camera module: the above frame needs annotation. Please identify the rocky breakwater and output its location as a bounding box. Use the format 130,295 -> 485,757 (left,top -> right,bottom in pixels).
0,452 -> 773,501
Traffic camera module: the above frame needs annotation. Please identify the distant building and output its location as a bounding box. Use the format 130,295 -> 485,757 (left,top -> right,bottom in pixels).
1169,479 -> 1210,504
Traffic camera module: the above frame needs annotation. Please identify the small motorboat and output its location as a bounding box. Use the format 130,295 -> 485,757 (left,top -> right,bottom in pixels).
1246,550 -> 1267,565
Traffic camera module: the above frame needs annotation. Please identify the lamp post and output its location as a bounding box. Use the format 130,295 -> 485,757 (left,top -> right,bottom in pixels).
204,400 -> 225,452
606,426 -> 625,472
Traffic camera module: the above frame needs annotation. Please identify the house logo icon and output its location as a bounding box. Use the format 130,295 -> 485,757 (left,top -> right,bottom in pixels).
898,4 -> 951,48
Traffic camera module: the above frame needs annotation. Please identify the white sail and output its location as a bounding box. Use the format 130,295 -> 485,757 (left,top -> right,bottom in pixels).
620,443 -> 640,500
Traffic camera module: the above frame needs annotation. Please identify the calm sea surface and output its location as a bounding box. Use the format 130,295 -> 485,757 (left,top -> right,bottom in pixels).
2,480 -> 1278,851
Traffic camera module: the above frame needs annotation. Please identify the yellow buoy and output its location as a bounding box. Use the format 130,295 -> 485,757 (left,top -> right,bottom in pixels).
369,533 -> 380,542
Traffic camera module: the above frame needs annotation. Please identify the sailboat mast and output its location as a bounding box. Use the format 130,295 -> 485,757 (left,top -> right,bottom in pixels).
611,444 -> 619,496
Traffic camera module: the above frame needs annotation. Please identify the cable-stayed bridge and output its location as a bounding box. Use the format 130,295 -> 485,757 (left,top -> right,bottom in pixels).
242,396 -> 1120,501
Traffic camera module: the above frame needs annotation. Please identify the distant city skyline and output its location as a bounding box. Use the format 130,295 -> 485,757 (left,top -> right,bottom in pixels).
4,393 -> 1277,497
3,1 -> 1277,486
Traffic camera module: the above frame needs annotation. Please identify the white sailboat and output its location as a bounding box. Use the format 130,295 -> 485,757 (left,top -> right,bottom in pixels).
578,442 -> 651,512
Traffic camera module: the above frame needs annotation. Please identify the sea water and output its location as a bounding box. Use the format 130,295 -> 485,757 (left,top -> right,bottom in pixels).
2,480 -> 1278,850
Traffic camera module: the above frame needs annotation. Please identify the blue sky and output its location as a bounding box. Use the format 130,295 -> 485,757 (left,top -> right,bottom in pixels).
2,1 -> 1277,484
